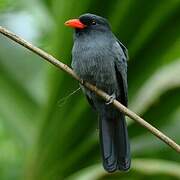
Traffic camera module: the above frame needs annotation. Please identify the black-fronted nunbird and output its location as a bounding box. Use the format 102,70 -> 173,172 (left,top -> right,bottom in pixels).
65,13 -> 130,173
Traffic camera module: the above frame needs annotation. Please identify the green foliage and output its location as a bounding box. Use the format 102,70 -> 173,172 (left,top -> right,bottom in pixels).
0,0 -> 180,179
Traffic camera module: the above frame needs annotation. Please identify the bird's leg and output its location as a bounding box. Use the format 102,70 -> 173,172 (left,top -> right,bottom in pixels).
106,93 -> 116,105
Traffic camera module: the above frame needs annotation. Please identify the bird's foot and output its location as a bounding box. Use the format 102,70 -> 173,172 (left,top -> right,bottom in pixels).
80,79 -> 84,85
106,93 -> 116,105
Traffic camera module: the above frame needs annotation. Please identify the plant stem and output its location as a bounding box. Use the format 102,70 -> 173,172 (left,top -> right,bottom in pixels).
0,26 -> 179,153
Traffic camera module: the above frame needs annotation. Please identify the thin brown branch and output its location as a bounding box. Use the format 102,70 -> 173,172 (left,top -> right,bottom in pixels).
0,26 -> 179,153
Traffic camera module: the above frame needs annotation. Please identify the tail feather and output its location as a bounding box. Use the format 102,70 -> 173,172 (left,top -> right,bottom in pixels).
99,117 -> 117,172
99,113 -> 130,172
115,113 -> 131,170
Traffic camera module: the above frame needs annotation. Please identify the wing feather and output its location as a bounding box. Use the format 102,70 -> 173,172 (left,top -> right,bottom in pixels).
113,40 -> 128,106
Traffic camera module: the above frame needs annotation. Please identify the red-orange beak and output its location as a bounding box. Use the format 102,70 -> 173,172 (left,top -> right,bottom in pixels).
64,19 -> 86,29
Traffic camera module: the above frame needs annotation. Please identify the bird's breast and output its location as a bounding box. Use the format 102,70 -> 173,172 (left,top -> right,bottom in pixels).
72,42 -> 117,91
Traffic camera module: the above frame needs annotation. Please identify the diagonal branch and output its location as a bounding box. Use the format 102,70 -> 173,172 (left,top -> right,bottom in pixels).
0,26 -> 179,153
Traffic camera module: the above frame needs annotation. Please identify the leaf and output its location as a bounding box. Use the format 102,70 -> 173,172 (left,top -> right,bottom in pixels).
129,0 -> 180,56
67,158 -> 180,180
130,59 -> 180,114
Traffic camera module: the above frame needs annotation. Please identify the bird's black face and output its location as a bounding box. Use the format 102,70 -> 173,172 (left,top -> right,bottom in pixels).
79,13 -> 110,31
65,13 -> 111,33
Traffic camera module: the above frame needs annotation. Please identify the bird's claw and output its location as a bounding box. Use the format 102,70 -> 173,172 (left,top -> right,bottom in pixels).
106,93 -> 116,105
80,79 -> 84,85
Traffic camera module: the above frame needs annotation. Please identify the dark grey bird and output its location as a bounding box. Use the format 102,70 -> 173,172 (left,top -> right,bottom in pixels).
65,13 -> 130,172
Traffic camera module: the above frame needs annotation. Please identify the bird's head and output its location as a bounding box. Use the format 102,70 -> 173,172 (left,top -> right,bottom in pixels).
65,13 -> 111,34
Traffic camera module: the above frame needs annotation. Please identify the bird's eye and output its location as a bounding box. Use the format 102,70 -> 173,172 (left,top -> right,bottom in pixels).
92,20 -> 96,25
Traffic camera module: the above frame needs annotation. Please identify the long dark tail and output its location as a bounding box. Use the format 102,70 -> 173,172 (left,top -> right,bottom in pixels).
99,113 -> 131,172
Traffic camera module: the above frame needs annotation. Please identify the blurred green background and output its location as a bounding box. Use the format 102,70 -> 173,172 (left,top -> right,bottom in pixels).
0,0 -> 180,179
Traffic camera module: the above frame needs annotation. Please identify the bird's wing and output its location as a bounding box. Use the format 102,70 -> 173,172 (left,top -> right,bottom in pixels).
86,94 -> 96,109
117,40 -> 129,60
80,84 -> 96,109
113,40 -> 128,106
